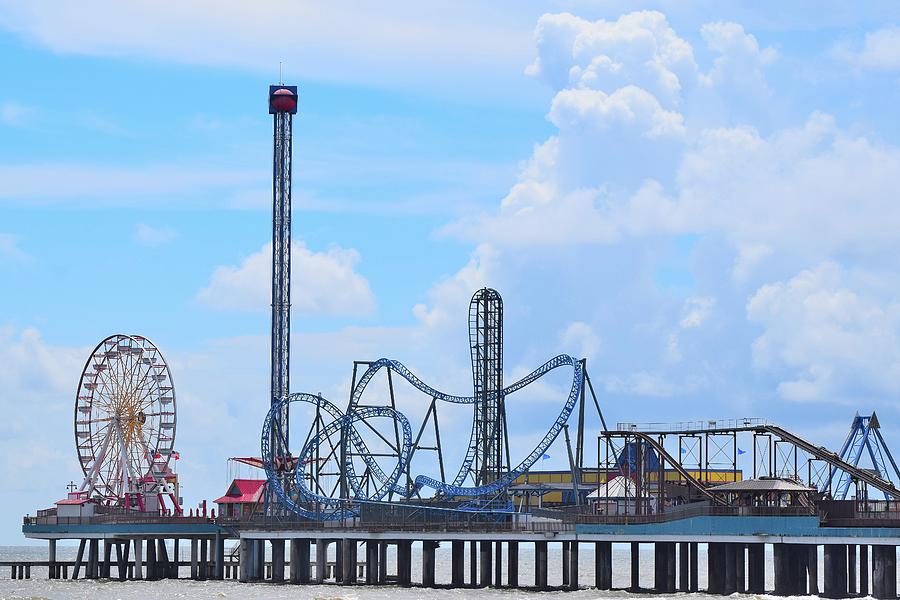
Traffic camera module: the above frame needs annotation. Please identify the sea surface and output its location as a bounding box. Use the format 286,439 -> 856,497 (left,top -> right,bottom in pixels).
0,543 -> 850,599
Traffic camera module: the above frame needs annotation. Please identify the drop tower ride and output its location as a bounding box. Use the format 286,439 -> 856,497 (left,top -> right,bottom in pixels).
268,85 -> 298,481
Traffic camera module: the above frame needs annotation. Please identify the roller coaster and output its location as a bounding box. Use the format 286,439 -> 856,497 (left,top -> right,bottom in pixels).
261,288 -> 603,520
261,287 -> 900,522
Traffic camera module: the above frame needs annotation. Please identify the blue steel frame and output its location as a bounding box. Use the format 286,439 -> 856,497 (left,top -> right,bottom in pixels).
830,412 -> 900,500
260,354 -> 585,519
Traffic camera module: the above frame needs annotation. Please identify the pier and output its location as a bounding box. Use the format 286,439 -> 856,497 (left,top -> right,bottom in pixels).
19,498 -> 900,596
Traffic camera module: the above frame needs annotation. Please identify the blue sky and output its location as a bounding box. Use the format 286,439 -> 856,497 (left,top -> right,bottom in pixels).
3,1 -> 900,543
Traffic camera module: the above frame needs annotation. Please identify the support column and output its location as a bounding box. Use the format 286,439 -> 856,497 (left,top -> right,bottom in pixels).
748,543 -> 765,593
724,543 -> 737,595
508,541 -> 519,588
291,538 -> 310,584
238,538 -> 249,583
102,539 -> 112,578
214,534 -> 225,580
480,540 -> 492,587
690,542 -> 699,592
562,541 -> 570,587
172,539 -> 180,579
315,539 -> 327,583
158,539 -> 170,579
469,540 -> 477,586
87,539 -> 99,579
595,541 -> 612,590
667,542 -> 676,592
272,539 -> 285,583
133,538 -> 143,580
365,540 -> 378,585
198,538 -> 208,581
397,540 -> 412,587
655,542 -> 666,592
335,540 -> 344,583
848,544 -> 857,595
451,540 -> 465,587
191,539 -> 198,579
378,542 -> 388,583
796,543 -> 808,595
808,545 -> 819,596
115,543 -> 125,581
707,542 -> 721,594
860,545 -> 869,597
678,542 -> 689,592
494,539 -> 502,588
146,539 -> 157,581
423,540 -> 437,587
631,542 -> 640,591
736,544 -> 746,593
872,545 -> 896,600
255,538 -> 264,581
534,540 -> 548,590
343,539 -> 358,584
48,539 -> 57,580
567,540 -> 579,590
773,543 -> 787,596
824,544 -> 848,599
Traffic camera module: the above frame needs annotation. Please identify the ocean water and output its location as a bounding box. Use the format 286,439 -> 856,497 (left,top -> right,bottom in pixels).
0,544 -> 851,600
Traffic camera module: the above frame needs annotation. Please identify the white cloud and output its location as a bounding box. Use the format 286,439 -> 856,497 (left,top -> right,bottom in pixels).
0,102 -> 34,127
834,25 -> 900,71
526,11 -> 698,103
560,321 -> 600,359
197,241 -> 375,317
699,21 -> 776,95
0,1 -> 536,98
0,233 -> 31,263
549,85 -> 686,139
747,262 -> 900,403
135,223 -> 177,246
445,12 -> 789,247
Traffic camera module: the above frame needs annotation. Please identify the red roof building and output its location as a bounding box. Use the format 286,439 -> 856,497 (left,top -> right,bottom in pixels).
214,479 -> 266,519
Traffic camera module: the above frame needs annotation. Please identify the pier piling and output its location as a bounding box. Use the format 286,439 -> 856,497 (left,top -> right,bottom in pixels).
479,540 -> 492,587
451,540 -> 464,586
423,540 -> 437,587
630,542 -> 640,591
535,540 -> 548,590
508,541 -> 519,588
272,539 -> 285,582
596,541 -> 612,590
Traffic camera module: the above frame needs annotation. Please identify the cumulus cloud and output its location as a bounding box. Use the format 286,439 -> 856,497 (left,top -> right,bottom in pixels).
747,262 -> 900,403
834,26 -> 900,71
135,223 -> 177,246
445,11 -> 788,248
197,241 -> 375,316
526,11 -> 698,103
699,21 -> 776,96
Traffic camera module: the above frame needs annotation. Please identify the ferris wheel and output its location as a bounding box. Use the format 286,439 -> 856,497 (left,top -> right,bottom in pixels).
74,334 -> 177,510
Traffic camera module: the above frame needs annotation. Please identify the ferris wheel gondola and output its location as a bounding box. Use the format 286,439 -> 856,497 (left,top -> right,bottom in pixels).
74,334 -> 179,512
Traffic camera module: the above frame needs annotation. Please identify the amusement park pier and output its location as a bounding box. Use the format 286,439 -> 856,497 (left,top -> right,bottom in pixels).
18,84 -> 900,597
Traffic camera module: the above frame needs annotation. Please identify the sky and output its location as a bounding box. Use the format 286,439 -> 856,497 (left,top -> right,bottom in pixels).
3,1 -> 900,543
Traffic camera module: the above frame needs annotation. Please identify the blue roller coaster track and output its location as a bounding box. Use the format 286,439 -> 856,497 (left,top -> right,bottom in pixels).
261,354 -> 586,520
